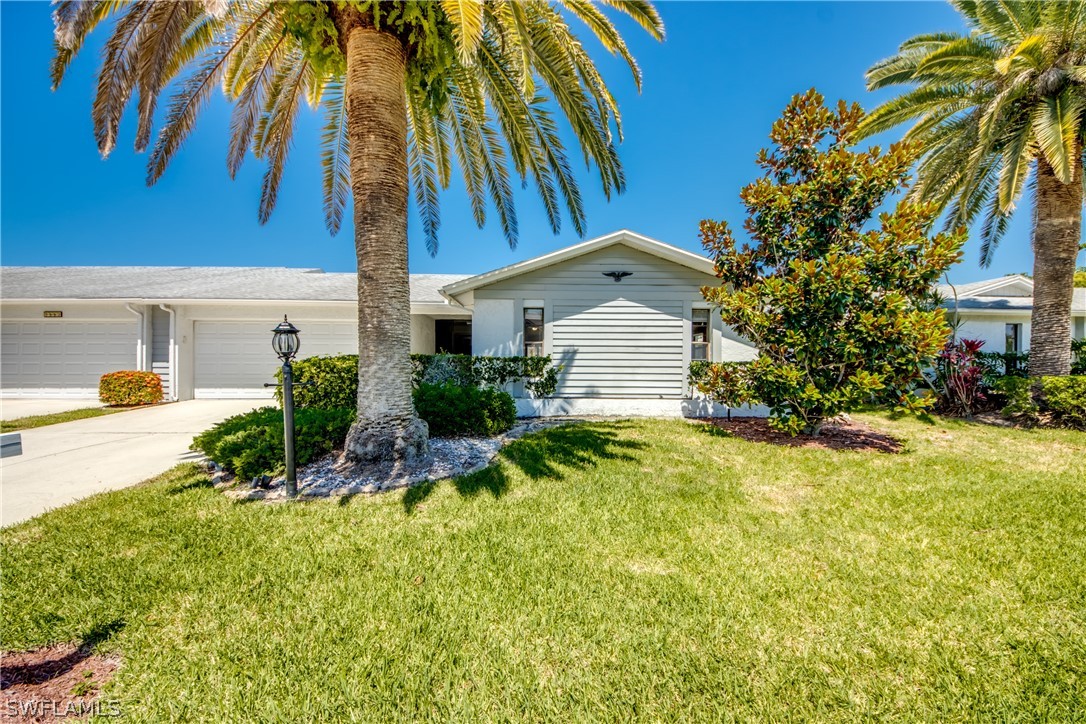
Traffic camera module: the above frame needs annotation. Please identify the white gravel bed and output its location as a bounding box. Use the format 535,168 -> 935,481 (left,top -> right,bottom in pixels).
221,418 -> 581,501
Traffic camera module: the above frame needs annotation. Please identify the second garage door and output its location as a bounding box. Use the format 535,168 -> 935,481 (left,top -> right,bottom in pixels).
194,321 -> 356,397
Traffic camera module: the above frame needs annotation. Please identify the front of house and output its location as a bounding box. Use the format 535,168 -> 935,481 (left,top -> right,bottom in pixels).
939,275 -> 1086,356
0,231 -> 757,416
3,230 -> 1082,414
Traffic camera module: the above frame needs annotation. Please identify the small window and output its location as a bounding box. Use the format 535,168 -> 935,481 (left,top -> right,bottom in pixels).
692,309 -> 710,361
1005,323 -> 1022,353
524,307 -> 544,357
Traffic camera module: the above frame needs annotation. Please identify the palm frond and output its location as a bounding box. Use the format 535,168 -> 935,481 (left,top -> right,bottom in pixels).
441,0 -> 485,60
1031,87 -> 1084,183
596,0 -> 665,40
407,88 -> 443,255
51,0 -> 124,91
93,1 -> 153,158
256,55 -> 310,224
320,77 -> 352,237
226,31 -> 289,178
134,0 -> 200,153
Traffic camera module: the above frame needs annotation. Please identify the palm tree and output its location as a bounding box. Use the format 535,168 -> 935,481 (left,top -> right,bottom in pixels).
859,0 -> 1086,376
52,0 -> 663,465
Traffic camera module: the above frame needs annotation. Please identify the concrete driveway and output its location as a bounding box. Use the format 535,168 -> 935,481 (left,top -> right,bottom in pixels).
1,399 -> 267,527
1,398 -> 104,419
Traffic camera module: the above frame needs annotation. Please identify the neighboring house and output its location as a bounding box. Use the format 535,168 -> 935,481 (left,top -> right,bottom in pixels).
0,230 -> 759,417
939,275 -> 1086,355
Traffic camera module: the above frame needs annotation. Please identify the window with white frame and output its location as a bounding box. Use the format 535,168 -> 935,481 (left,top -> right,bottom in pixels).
524,307 -> 544,357
1005,323 -> 1022,353
692,309 -> 710,361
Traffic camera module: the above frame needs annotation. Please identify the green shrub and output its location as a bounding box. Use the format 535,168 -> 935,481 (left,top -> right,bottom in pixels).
991,376 -> 1037,420
275,355 -> 358,409
191,407 -> 354,481
99,371 -> 163,406
1038,376 -> 1086,429
412,354 -> 559,397
278,353 -> 558,409
412,383 -> 516,437
1073,340 -> 1086,375
992,375 -> 1086,430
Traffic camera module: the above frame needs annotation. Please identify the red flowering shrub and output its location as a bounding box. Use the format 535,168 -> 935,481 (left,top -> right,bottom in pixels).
99,371 -> 163,406
932,339 -> 987,417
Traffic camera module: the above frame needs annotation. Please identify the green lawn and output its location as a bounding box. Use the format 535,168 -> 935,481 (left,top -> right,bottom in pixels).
0,406 -> 134,432
2,414 -> 1084,720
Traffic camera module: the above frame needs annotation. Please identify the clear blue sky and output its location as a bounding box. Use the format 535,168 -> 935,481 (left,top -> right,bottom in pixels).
1,1 -> 1081,283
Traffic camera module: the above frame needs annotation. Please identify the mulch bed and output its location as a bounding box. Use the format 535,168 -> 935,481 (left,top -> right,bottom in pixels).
698,416 -> 904,453
1,645 -> 119,721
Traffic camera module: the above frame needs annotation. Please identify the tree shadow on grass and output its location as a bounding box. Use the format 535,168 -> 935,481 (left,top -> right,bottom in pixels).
0,619 -> 125,690
402,421 -> 645,514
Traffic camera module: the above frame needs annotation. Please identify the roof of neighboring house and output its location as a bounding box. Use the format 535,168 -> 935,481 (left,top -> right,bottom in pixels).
440,229 -> 717,298
937,274 -> 1086,314
0,266 -> 470,304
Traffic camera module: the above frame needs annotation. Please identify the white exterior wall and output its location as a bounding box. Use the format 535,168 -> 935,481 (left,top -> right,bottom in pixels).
472,298 -> 517,356
467,244 -> 756,400
410,315 -> 436,354
955,314 -> 1031,353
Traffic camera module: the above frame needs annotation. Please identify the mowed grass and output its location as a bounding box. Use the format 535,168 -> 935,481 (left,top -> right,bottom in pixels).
0,406 -> 134,432
2,414 -> 1084,721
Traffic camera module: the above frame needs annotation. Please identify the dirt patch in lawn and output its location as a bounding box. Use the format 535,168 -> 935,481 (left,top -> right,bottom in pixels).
1,644 -> 119,720
698,417 -> 903,453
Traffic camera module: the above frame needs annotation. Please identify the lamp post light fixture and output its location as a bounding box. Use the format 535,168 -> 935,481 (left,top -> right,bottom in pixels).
272,316 -> 301,497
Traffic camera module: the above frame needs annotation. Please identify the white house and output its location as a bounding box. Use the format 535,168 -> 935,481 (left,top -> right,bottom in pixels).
0,230 -> 758,416
5,232 -> 1080,416
939,275 -> 1086,354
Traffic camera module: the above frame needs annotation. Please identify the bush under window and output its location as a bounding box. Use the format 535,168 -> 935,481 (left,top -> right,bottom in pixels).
277,353 -> 558,410
413,383 -> 516,437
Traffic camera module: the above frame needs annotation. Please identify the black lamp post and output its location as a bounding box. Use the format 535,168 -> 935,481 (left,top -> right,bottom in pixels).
272,316 -> 301,497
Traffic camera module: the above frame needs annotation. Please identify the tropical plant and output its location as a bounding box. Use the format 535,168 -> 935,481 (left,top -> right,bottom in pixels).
52,0 -> 663,466
859,0 -> 1086,377
933,338 -> 988,417
696,90 -> 964,436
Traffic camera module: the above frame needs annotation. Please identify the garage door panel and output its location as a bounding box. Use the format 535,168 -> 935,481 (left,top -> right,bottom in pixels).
194,320 -> 356,397
1,320 -> 137,395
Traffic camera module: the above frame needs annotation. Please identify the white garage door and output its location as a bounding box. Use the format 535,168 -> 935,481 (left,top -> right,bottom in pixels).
552,299 -> 685,398
194,321 -> 356,398
0,320 -> 137,397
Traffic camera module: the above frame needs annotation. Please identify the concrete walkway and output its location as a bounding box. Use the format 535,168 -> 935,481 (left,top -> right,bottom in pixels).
1,399 -> 267,527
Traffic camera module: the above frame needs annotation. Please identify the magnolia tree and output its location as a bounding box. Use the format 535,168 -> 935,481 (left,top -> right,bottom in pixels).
694,90 -> 965,435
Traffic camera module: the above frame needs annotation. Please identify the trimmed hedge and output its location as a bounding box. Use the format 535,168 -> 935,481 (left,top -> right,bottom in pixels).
413,383 -> 516,437
277,353 -> 558,409
991,375 -> 1086,430
191,407 -> 354,481
979,341 -> 1086,380
99,371 -> 163,406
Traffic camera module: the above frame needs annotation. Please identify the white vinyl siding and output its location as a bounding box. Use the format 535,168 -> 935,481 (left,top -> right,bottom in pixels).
553,299 -> 684,397
151,306 -> 171,396
0,320 -> 136,396
470,244 -> 753,399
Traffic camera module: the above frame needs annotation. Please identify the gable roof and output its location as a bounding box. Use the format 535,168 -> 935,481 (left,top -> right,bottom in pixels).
0,266 -> 469,305
937,275 -> 1085,314
439,230 -> 716,299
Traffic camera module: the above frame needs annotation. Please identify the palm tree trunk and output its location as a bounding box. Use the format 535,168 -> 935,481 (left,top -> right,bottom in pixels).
340,26 -> 429,466
1030,155 -> 1083,377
